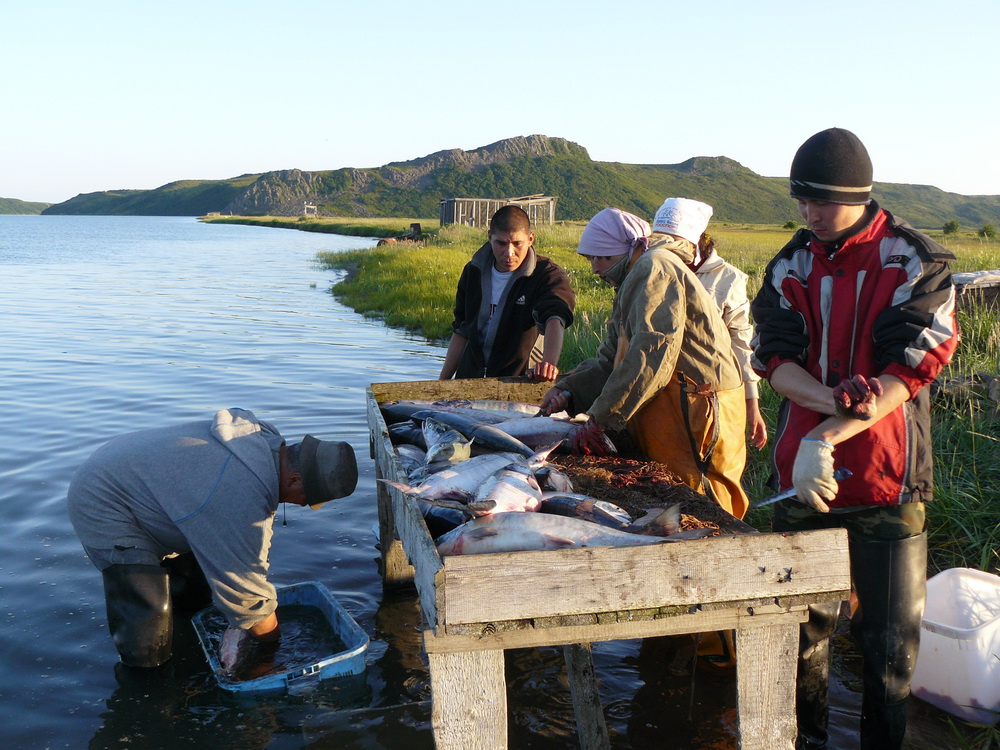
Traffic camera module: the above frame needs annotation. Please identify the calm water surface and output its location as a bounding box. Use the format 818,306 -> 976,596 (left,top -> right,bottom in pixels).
0,216 -> 962,749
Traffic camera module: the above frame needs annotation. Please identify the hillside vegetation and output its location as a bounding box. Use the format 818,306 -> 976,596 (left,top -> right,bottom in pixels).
44,135 -> 1000,229
1,197 -> 51,214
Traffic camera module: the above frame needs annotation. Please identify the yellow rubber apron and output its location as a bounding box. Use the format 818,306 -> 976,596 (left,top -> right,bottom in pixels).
626,372 -> 749,520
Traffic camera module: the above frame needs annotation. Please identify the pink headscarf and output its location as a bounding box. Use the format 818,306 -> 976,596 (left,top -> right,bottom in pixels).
577,208 -> 651,257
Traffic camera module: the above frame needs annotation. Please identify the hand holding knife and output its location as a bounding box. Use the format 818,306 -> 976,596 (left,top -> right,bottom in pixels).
752,467 -> 853,509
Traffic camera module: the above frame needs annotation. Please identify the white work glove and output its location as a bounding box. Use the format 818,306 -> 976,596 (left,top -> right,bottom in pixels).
791,438 -> 836,513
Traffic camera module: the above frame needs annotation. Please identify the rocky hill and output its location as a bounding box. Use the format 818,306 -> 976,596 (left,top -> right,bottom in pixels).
41,135 -> 1000,229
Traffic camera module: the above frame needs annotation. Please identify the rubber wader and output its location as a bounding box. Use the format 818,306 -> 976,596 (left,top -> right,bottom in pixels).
794,599 -> 841,749
161,553 -> 212,614
102,564 -> 172,668
850,531 -> 927,750
793,531 -> 926,750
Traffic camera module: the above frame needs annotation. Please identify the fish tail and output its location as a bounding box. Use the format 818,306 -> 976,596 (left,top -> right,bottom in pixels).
377,478 -> 417,496
529,442 -> 563,468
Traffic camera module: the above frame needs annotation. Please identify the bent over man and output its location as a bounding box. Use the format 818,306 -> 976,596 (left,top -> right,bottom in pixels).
751,128 -> 958,750
68,408 -> 357,668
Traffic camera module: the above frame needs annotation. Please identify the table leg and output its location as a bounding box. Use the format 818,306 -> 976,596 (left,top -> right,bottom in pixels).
563,642 -> 610,750
734,621 -> 799,750
428,648 -> 507,750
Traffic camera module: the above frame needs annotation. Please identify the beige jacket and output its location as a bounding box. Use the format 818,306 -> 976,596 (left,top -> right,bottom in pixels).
558,234 -> 742,433
693,249 -> 760,400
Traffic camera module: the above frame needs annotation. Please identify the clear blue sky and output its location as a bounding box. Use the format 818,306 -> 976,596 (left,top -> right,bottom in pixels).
4,0 -> 998,204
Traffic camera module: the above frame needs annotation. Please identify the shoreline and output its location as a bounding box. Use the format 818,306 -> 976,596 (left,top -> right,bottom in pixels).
199,214 -> 435,240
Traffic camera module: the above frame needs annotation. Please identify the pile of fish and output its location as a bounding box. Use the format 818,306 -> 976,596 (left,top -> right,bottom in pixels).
380,398 -> 712,556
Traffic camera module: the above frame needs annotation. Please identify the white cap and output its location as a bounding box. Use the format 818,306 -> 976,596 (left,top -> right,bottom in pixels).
651,198 -> 713,245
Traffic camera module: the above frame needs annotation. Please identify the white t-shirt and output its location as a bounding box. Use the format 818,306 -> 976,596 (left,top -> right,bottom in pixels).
489,269 -> 513,321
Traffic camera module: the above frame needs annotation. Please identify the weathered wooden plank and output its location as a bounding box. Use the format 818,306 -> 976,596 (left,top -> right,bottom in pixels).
734,619 -> 800,750
439,528 -> 850,625
422,607 -> 813,654
368,388 -> 442,623
370,377 -> 550,404
563,643 -> 610,750
428,649 -> 507,750
375,469 -> 413,587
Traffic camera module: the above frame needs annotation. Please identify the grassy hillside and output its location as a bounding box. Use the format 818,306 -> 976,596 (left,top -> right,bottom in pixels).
0,197 -> 51,214
42,135 -> 1000,229
43,175 -> 260,216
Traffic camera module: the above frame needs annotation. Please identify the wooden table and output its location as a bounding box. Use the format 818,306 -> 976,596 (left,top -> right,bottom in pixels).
367,379 -> 850,750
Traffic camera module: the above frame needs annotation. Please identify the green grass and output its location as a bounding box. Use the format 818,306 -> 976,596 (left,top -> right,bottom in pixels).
311,219 -> 1000,577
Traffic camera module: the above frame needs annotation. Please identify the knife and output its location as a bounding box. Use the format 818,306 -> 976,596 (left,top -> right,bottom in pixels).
751,467 -> 853,509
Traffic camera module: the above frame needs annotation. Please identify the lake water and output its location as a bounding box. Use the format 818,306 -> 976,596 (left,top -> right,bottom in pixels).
0,216 -> 965,749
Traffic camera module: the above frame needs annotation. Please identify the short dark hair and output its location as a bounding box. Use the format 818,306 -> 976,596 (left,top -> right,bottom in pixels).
489,205 -> 531,235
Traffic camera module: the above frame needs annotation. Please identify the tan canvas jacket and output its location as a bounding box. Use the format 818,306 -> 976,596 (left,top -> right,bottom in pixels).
558,234 -> 742,432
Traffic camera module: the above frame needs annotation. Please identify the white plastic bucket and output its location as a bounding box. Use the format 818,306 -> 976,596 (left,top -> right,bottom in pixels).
911,567 -> 1000,724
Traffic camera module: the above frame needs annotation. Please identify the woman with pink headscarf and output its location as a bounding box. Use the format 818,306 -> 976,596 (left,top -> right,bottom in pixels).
541,202 -> 750,519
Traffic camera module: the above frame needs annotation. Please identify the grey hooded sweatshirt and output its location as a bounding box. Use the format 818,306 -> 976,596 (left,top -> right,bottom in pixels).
68,408 -> 285,628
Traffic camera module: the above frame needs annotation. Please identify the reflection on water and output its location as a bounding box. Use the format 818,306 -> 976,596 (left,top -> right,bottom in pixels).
0,216 -> 971,749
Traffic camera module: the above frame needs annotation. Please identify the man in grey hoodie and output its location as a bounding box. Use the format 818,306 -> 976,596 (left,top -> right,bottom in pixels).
68,408 -> 357,668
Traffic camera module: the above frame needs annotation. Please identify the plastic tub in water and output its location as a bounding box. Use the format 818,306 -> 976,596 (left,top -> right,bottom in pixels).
911,567 -> 1000,724
192,580 -> 369,694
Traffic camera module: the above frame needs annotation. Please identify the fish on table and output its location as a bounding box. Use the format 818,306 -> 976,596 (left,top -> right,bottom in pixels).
409,409 -> 537,458
422,417 -> 472,470
435,511 -> 682,556
388,421 -> 426,450
539,492 -> 632,529
533,464 -> 574,493
489,416 -> 617,456
475,467 -> 543,514
379,448 -> 553,506
381,399 -> 560,428
393,443 -> 426,479
388,398 -> 563,421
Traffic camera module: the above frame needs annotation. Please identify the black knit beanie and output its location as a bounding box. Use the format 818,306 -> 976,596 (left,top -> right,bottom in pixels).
790,128 -> 873,205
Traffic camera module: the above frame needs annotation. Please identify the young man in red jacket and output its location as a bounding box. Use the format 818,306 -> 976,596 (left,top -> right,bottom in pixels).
751,128 -> 958,750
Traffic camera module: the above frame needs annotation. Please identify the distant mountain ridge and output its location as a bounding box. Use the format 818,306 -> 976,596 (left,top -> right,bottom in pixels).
41,135 -> 1000,228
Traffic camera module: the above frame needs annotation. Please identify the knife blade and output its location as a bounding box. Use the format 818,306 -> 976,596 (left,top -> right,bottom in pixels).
751,467 -> 853,509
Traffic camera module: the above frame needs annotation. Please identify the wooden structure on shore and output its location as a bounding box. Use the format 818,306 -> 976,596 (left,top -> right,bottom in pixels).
439,194 -> 557,228
954,269 -> 1000,309
367,377 -> 852,750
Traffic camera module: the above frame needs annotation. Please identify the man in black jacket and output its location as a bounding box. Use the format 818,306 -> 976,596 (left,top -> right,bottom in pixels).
439,205 -> 575,380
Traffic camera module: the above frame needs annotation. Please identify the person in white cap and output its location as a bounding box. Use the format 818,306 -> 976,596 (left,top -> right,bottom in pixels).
67,408 -> 358,669
691,232 -> 768,449
541,202 -> 749,520
751,128 -> 959,749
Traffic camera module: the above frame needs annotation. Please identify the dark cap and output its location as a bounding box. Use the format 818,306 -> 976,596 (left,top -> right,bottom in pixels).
790,128 -> 873,205
299,436 -> 358,510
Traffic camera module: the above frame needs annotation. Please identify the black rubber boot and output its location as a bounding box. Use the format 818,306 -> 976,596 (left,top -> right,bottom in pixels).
849,531 -> 927,750
795,600 -> 841,749
102,564 -> 173,667
161,553 -> 212,614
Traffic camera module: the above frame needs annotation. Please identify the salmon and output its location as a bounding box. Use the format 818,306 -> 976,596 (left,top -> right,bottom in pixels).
435,512 -> 670,556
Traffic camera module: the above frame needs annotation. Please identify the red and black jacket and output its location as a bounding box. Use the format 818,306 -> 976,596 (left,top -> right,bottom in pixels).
751,203 -> 958,507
